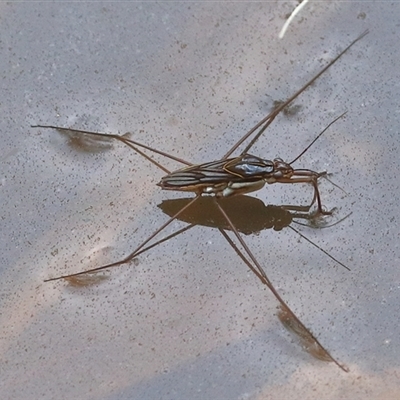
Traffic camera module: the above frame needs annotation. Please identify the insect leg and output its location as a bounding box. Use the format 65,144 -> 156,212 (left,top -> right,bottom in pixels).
288,226 -> 350,271
45,195 -> 201,282
223,30 -> 368,158
31,125 -> 193,170
215,202 -> 348,372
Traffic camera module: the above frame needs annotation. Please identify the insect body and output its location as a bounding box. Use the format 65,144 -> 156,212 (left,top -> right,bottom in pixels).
159,155 -> 292,195
158,154 -> 327,213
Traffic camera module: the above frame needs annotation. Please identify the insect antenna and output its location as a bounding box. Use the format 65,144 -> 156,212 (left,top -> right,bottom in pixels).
286,112 -> 349,215
288,112 -> 347,165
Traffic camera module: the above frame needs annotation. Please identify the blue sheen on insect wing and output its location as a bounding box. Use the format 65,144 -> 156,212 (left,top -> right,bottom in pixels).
234,155 -> 274,176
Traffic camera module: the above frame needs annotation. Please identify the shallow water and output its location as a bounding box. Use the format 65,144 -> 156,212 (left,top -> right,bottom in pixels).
1,2 -> 399,399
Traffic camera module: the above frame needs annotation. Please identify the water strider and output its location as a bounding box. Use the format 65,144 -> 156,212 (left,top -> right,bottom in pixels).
32,31 -> 368,371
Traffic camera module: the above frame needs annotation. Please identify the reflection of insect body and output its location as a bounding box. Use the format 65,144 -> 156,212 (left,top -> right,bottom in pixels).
33,31 -> 368,372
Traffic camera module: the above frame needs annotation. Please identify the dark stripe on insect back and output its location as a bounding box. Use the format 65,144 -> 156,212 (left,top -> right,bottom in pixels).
161,171 -> 232,186
190,158 -> 234,171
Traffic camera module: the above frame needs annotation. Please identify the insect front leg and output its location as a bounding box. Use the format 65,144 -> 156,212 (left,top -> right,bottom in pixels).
309,173 -> 332,216
274,170 -> 332,216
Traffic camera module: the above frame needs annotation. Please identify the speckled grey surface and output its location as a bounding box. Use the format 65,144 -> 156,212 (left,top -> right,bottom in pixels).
1,2 -> 399,399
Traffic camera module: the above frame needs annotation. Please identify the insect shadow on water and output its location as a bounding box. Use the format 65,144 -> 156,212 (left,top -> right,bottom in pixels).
32,31 -> 368,372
